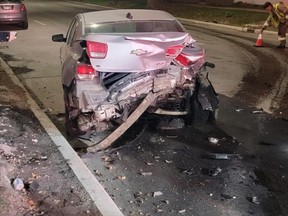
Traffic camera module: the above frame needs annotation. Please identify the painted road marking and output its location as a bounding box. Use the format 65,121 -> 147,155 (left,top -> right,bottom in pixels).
33,20 -> 47,26
0,57 -> 124,216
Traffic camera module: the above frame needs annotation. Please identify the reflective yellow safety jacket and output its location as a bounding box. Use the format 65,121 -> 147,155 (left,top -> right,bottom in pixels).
264,3 -> 288,28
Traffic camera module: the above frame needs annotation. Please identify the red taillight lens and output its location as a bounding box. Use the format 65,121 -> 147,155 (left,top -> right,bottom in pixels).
175,54 -> 191,67
87,41 -> 108,59
20,4 -> 26,11
166,45 -> 184,58
76,63 -> 97,80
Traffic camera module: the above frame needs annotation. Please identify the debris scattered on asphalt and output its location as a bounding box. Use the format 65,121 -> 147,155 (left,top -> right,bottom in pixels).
166,135 -> 178,139
208,137 -> 219,144
140,172 -> 152,176
40,156 -> 48,160
181,168 -> 195,175
236,109 -> 243,112
202,153 -> 241,160
221,194 -> 236,199
178,209 -> 186,214
252,109 -> 263,114
153,191 -> 163,197
32,139 -> 38,143
209,193 -> 213,197
118,176 -> 126,180
146,162 -> 154,166
101,155 -> 112,162
209,167 -> 222,177
27,199 -> 36,209
162,200 -> 170,204
154,156 -> 161,159
165,160 -> 173,164
248,196 -> 260,204
27,181 -> 39,192
93,170 -> 103,177
12,178 -> 24,191
43,107 -> 53,113
105,165 -> 113,170
134,192 -> 143,198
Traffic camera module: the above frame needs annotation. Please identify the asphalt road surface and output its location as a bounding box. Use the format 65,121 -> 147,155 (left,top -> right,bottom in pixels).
1,0 -> 288,215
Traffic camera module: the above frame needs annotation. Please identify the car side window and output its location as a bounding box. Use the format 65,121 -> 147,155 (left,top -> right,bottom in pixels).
66,18 -> 78,46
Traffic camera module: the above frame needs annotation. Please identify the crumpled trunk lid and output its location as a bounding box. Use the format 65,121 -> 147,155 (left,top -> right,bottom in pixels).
84,32 -> 192,72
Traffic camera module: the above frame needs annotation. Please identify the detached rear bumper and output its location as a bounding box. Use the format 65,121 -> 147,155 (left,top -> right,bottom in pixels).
197,74 -> 219,112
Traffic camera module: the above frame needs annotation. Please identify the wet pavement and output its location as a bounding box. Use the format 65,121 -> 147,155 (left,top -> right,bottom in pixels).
68,94 -> 288,216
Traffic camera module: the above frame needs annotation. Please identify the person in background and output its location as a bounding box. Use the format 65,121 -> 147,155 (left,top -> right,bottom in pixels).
260,1 -> 288,48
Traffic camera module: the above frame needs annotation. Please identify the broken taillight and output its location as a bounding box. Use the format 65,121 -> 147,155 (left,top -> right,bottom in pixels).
175,53 -> 191,67
20,4 -> 26,11
76,63 -> 97,80
86,41 -> 108,59
165,45 -> 184,58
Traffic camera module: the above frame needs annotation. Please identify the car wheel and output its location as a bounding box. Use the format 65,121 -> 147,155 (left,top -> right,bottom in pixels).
63,90 -> 85,137
21,21 -> 28,29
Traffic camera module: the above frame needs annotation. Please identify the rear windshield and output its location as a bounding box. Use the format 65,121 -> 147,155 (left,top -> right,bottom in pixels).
0,0 -> 21,2
85,20 -> 185,34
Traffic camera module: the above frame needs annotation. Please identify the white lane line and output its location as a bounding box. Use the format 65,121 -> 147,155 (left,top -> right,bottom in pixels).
0,58 -> 124,216
33,20 -> 47,26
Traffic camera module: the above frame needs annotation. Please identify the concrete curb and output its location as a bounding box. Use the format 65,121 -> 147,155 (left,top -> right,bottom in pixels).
0,58 -> 124,216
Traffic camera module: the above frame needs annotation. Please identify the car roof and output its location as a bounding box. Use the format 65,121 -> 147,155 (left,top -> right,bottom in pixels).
82,9 -> 176,26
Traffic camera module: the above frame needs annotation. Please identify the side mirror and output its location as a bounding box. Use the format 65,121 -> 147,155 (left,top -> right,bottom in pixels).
52,34 -> 66,42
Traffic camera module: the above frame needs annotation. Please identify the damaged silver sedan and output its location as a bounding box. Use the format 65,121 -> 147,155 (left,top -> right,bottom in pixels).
52,9 -> 218,149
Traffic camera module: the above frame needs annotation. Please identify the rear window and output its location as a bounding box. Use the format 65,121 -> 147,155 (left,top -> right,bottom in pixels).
0,0 -> 21,2
0,0 -> 21,4
85,20 -> 185,34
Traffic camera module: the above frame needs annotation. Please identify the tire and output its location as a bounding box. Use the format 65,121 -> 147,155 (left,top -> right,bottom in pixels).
21,21 -> 28,29
63,90 -> 85,137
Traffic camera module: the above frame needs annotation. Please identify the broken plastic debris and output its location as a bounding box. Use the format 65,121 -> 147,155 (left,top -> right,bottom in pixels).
153,191 -> 163,197
236,109 -> 243,112
182,168 -> 195,175
32,139 -> 38,143
118,176 -> 126,180
165,160 -> 173,164
43,107 -> 53,113
105,165 -> 113,170
178,209 -> 186,214
94,170 -> 103,177
134,192 -> 143,198
146,162 -> 154,166
140,172 -> 152,176
101,156 -> 112,162
208,137 -> 219,144
209,167 -> 222,177
162,200 -> 170,204
221,194 -> 233,199
251,196 -> 260,204
12,178 -> 24,191
202,153 -> 241,160
252,110 -> 263,114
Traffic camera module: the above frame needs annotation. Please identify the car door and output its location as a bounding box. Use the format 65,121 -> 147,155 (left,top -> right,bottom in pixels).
60,18 -> 78,64
61,17 -> 81,87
